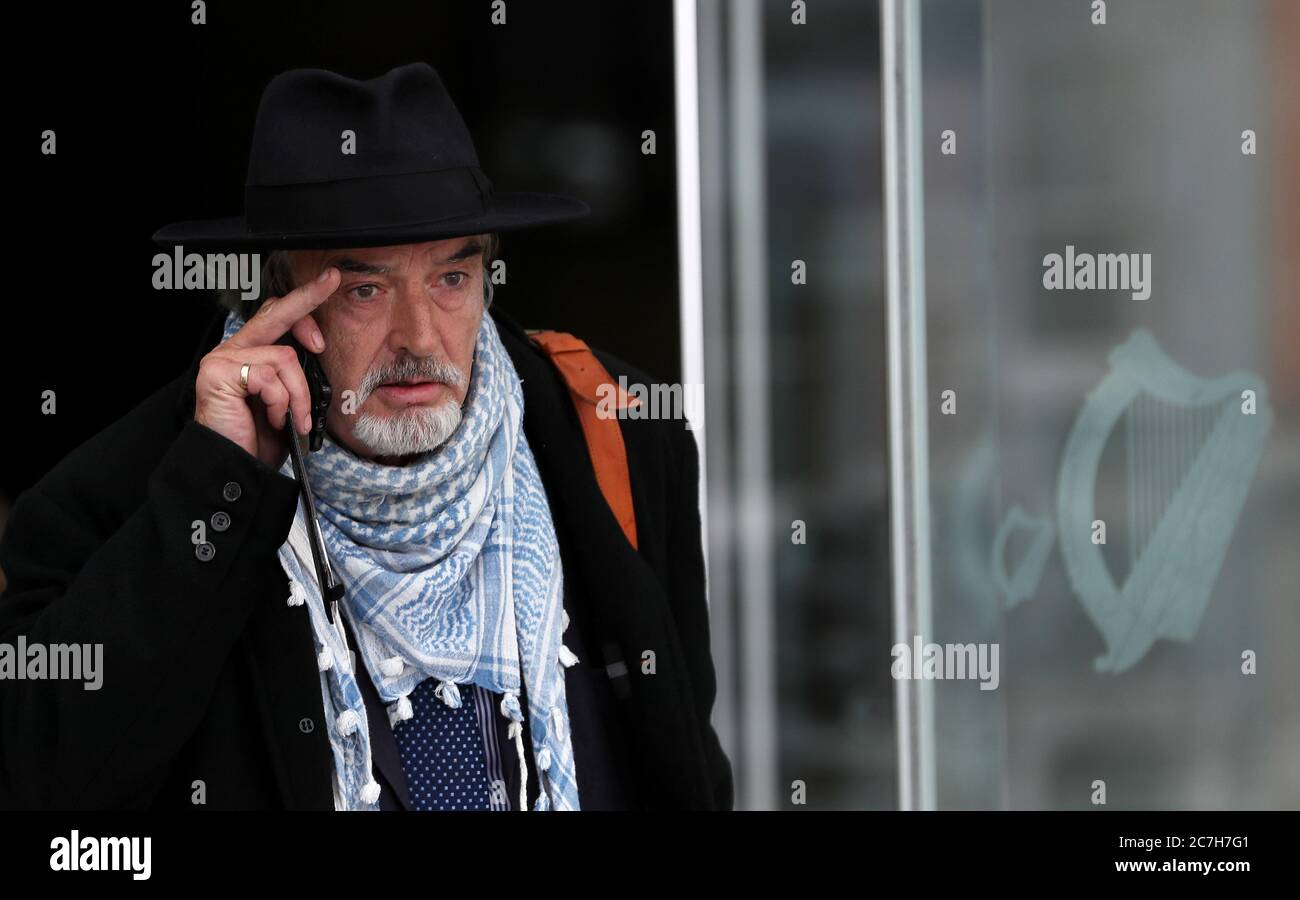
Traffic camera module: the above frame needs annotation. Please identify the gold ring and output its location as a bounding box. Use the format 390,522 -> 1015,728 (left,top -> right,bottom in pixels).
240,363 -> 251,390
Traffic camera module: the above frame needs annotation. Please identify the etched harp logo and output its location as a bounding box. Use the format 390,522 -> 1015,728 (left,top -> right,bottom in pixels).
1056,329 -> 1272,673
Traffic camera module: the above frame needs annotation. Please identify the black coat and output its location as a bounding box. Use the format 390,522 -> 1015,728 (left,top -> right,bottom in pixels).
0,306 -> 733,811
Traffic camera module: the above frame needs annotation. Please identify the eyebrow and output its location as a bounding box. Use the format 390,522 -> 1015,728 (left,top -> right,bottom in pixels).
324,238 -> 483,277
440,238 -> 484,264
325,257 -> 392,276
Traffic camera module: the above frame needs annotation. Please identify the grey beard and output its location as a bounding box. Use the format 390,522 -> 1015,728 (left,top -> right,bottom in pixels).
349,351 -> 470,459
352,401 -> 463,458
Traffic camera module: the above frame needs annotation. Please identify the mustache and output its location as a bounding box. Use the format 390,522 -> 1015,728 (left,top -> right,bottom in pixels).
357,354 -> 468,403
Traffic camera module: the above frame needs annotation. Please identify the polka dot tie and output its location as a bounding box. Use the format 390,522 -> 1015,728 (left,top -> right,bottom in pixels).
393,676 -> 494,811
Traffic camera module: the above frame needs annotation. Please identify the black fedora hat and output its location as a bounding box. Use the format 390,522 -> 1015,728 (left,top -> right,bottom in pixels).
152,62 -> 588,250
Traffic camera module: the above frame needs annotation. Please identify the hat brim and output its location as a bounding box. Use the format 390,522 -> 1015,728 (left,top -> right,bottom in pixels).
152,191 -> 589,250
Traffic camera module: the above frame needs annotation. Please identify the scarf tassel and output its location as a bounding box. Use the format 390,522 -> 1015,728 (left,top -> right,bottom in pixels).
506,720 -> 528,812
433,680 -> 463,708
534,743 -> 557,811
387,693 -> 413,727
501,691 -> 529,811
360,778 -> 381,806
336,708 -> 361,736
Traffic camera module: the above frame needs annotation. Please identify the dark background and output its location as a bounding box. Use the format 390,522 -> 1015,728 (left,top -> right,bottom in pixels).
3,0 -> 680,504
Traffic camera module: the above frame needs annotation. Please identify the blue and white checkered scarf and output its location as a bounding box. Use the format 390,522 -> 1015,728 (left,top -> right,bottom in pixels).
219,311 -> 581,811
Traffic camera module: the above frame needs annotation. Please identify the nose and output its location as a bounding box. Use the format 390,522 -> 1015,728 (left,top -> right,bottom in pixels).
385,284 -> 446,360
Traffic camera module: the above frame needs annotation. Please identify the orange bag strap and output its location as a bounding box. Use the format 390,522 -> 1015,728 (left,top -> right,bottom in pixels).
527,329 -> 640,550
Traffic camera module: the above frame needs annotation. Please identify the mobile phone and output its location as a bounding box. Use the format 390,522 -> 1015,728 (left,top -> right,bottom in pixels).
278,336 -> 332,451
277,335 -> 345,624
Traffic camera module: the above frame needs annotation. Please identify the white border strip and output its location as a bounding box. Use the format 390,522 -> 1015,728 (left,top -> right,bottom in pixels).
728,0 -> 778,811
674,0 -> 710,595
691,0 -> 741,806
881,0 -> 936,811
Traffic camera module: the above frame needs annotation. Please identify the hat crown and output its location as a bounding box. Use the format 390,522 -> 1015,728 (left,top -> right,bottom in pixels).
152,60 -> 588,248
246,62 -> 480,188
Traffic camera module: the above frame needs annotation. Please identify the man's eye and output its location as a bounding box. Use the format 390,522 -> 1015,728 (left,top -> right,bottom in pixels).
349,284 -> 380,300
442,271 -> 467,288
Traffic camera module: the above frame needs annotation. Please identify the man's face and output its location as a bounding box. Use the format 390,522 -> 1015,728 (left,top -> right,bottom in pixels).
287,235 -> 488,465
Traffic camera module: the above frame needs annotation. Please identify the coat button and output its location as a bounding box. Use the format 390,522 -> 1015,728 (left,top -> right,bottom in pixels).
222,481 -> 242,502
195,541 -> 216,562
211,511 -> 231,532
298,718 -> 315,734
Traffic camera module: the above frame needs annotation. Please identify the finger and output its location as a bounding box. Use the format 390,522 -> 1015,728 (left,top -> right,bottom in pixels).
244,364 -> 291,430
217,345 -> 313,435
227,266 -> 340,350
267,344 -> 314,436
290,314 -> 326,353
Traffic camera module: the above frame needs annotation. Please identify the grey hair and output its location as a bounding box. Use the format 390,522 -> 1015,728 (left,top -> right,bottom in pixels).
218,231 -> 500,320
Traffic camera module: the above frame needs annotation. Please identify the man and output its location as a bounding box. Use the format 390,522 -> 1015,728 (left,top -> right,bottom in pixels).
0,63 -> 732,810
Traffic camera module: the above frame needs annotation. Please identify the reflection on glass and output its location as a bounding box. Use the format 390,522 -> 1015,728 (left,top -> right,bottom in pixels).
924,0 -> 1300,809
699,0 -> 895,809
1057,328 -> 1272,674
